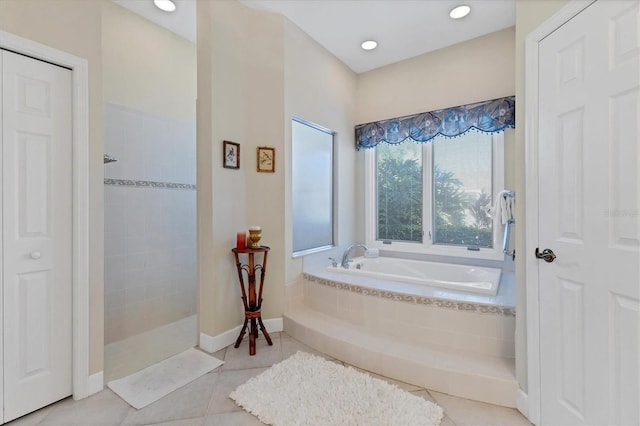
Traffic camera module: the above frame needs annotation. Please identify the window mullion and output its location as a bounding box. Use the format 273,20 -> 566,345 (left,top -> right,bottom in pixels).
364,148 -> 375,245
423,143 -> 433,249
492,133 -> 506,253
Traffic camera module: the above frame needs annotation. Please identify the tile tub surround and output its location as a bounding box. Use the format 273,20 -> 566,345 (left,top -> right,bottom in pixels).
301,274 -> 515,358
303,248 -> 516,311
284,251 -> 518,407
326,256 -> 503,296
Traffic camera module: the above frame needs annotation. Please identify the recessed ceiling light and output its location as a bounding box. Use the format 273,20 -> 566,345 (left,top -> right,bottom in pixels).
361,40 -> 378,51
154,0 -> 176,12
449,5 -> 471,19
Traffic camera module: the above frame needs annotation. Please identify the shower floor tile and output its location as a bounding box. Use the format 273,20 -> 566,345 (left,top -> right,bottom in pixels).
104,315 -> 197,383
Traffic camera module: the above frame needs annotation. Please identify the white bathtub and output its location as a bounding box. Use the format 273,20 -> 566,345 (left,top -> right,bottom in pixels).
327,256 -> 501,296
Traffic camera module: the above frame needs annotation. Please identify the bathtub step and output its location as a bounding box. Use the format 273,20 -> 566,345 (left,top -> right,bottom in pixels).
283,306 -> 518,408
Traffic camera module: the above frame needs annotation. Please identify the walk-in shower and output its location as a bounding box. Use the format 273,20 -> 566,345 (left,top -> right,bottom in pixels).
103,103 -> 197,382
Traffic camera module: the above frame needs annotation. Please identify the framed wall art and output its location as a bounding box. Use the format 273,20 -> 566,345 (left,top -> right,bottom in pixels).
223,141 -> 240,169
257,146 -> 275,172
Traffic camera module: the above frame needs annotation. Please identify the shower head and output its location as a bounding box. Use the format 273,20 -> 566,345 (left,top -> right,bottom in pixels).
104,154 -> 118,164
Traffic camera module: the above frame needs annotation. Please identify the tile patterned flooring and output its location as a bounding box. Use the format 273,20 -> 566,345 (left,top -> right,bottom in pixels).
8,333 -> 531,426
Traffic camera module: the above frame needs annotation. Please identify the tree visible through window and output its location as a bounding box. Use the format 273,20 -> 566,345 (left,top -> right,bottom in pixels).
375,132 -> 495,248
433,134 -> 493,247
376,142 -> 422,242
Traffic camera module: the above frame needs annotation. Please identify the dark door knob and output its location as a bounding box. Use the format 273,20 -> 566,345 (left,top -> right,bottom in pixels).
535,247 -> 556,263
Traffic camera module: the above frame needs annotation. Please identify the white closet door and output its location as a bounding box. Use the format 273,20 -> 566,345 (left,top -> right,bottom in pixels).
1,50 -> 73,423
0,49 -> 4,424
538,1 -> 639,425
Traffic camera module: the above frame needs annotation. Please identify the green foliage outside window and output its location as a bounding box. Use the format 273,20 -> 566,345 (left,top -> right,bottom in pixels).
376,143 -> 422,242
376,139 -> 493,248
433,166 -> 493,247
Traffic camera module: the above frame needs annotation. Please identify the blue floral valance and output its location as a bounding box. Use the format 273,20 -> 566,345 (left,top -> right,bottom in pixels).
355,96 -> 515,150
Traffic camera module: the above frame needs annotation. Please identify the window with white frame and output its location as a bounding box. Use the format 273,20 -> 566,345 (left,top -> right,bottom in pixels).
292,118 -> 335,256
365,132 -> 504,259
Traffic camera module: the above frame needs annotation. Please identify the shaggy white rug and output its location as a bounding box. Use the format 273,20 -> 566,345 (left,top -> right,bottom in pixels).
230,351 -> 443,426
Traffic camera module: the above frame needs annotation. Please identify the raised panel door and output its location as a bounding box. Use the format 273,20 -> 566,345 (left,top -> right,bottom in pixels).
1,49 -> 73,423
538,1 -> 640,424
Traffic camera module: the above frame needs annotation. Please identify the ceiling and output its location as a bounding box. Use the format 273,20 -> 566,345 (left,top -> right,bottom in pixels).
112,0 -> 515,74
111,0 -> 197,42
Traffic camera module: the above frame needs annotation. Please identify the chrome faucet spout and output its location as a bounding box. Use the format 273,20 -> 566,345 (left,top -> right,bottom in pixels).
341,244 -> 369,268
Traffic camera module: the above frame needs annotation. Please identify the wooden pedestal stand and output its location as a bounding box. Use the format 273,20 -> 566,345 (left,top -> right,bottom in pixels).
231,246 -> 273,355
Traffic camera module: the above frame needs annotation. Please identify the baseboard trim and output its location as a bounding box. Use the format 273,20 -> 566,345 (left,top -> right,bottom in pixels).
264,317 -> 283,333
199,317 -> 283,354
81,371 -> 104,399
516,388 -> 529,420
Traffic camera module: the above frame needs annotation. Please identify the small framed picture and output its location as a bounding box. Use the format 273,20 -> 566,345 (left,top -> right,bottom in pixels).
257,147 -> 275,172
223,141 -> 240,169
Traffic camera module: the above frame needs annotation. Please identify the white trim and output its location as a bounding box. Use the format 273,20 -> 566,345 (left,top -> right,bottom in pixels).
199,329 -> 238,354
0,48 -> 4,422
364,148 -> 376,245
199,318 -> 284,354
523,1 -> 595,424
264,317 -> 285,332
291,117 -> 336,256
85,371 -> 104,398
516,389 -> 529,419
0,31 -> 92,399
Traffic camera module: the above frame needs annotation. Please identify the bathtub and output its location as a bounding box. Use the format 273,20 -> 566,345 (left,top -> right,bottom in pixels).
327,256 -> 501,296
288,257 -> 516,407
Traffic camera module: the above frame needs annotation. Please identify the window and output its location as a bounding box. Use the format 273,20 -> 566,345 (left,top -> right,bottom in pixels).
376,142 -> 423,243
365,132 -> 504,259
292,118 -> 335,256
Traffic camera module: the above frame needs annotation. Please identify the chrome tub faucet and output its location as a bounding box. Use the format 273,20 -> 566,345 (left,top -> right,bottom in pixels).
341,243 -> 368,268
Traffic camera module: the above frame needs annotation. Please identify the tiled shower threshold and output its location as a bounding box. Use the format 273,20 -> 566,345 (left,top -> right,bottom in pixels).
104,314 -> 197,383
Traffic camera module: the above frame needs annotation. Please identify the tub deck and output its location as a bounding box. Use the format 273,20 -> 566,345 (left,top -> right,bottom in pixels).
284,253 -> 518,407
328,256 -> 503,296
317,260 -> 515,312
284,306 -> 518,407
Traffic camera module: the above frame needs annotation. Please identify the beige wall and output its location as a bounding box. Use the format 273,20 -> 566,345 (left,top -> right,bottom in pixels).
197,0 -> 359,338
514,0 -> 571,394
357,27 -> 516,124
102,1 -> 196,121
283,21 -> 358,285
356,26 -> 517,197
0,0 -> 105,375
197,0 -> 286,336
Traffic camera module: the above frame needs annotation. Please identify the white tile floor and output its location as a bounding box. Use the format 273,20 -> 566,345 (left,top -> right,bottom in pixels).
8,332 -> 531,426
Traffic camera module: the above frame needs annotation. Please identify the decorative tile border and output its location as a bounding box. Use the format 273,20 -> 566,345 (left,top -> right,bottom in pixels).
104,178 -> 196,190
303,273 -> 516,317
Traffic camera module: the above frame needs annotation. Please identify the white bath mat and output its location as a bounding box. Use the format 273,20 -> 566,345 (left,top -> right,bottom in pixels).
108,348 -> 223,409
230,351 -> 443,426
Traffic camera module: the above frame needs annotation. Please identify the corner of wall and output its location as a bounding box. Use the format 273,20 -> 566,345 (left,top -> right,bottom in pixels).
199,318 -> 283,354
514,0 -> 572,396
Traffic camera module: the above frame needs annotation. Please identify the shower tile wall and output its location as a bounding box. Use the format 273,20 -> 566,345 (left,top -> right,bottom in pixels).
104,103 -> 196,345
